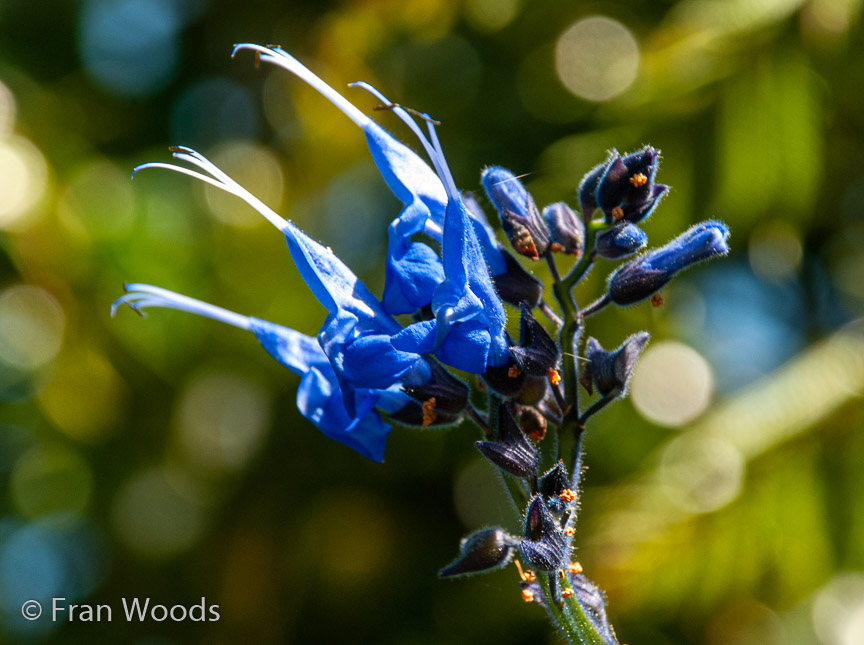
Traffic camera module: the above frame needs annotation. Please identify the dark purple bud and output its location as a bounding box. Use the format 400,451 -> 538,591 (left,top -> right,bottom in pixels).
439,527 -> 516,578
584,332 -> 649,397
566,572 -> 618,645
402,360 -> 469,416
595,146 -> 666,224
520,496 -> 567,572
476,404 -> 539,478
539,461 -> 570,500
608,220 -> 730,305
482,356 -> 527,397
578,151 -> 616,217
492,250 -> 544,308
543,202 -> 584,257
510,305 -> 560,377
595,221 -> 648,260
482,167 -> 550,260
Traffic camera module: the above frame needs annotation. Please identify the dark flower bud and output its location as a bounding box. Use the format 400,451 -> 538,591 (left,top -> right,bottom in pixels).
578,152 -> 616,217
482,356 -> 526,398
584,332 -> 649,397
595,221 -> 648,260
607,220 -> 730,305
539,461 -> 570,500
391,361 -> 469,428
439,527 -> 516,578
543,202 -> 584,257
516,375 -> 548,406
482,167 -> 550,260
492,250 -> 544,308
593,146 -> 668,224
510,305 -> 560,377
402,360 -> 469,416
520,495 -> 567,572
518,406 -> 547,442
476,404 -> 539,478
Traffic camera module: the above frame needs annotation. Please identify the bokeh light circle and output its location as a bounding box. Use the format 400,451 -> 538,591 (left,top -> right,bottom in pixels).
631,341 -> 714,427
0,136 -> 48,232
555,16 -> 640,102
0,286 -> 65,371
660,433 -> 744,513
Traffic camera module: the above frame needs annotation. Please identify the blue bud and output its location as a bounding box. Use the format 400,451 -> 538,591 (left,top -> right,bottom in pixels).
482,166 -> 550,260
607,220 -> 730,305
543,202 -> 584,257
439,527 -> 516,578
595,221 -> 648,260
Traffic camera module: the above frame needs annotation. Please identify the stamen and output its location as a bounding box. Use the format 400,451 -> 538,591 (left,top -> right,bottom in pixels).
561,588 -> 574,599
567,562 -> 583,575
232,44 -> 370,130
134,148 -> 289,232
426,119 -> 459,200
111,284 -> 252,331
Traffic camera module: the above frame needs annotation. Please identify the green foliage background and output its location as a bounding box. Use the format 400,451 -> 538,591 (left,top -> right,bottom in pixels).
1,0 -> 863,643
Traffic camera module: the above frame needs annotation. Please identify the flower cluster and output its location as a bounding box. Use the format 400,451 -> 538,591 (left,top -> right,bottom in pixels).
113,44 -> 730,644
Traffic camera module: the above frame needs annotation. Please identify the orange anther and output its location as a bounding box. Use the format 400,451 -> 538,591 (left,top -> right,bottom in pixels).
568,562 -> 583,575
521,588 -> 535,603
421,398 -> 437,429
548,368 -> 561,386
561,588 -> 574,598
508,365 -> 522,378
559,488 -> 577,503
651,293 -> 664,307
611,206 -> 624,220
629,173 -> 648,187
564,527 -> 576,537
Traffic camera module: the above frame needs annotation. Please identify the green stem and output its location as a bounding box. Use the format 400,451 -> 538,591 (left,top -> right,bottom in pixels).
539,573 -> 610,645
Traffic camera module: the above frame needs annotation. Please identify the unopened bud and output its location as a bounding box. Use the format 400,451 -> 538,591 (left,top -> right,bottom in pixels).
439,527 -> 516,578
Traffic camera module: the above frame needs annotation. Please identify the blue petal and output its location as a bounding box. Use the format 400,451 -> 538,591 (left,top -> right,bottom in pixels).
381,200 -> 445,315
433,197 -> 509,368
364,122 -> 447,219
250,317 -> 330,373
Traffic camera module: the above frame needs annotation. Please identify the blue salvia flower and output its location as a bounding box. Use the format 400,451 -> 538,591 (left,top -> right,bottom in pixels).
111,286 -> 412,462
114,147 -> 432,462
607,220 -> 731,305
236,45 -> 509,373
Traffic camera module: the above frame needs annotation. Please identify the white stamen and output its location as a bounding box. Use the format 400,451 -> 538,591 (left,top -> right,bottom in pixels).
232,44 -> 370,130
134,149 -> 289,232
112,284 -> 252,331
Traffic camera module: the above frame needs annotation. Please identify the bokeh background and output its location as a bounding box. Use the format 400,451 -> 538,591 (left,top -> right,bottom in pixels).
1,0 -> 863,643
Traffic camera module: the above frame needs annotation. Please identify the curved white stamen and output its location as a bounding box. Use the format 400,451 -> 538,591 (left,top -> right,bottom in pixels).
134,148 -> 289,232
111,284 -> 252,331
232,44 -> 370,130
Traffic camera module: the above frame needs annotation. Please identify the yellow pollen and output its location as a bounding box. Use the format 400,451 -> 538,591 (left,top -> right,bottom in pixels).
559,488 -> 577,503
564,527 -> 576,537
508,365 -> 522,378
568,562 -> 583,575
421,398 -> 437,429
548,368 -> 561,386
524,569 -> 537,582
629,173 -> 648,187
611,206 -> 624,220
521,589 -> 535,603
562,588 -> 574,598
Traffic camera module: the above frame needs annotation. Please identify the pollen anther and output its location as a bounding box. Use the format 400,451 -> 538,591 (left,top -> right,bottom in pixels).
421,398 -> 437,429
629,173 -> 648,187
559,488 -> 577,503
547,368 -> 561,386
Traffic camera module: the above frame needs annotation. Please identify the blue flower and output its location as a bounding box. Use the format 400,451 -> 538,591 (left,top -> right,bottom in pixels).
115,148 -> 434,461
111,285 -> 412,462
234,45 -> 510,373
607,220 -> 731,305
